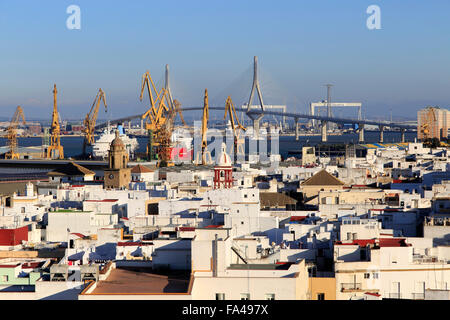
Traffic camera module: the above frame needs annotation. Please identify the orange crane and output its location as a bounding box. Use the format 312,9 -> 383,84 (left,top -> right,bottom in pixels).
46,84 -> 64,159
195,89 -> 212,165
224,96 -> 246,161
83,88 -> 107,155
5,106 -> 26,160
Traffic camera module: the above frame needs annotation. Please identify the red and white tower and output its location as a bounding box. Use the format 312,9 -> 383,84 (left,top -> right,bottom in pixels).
213,143 -> 233,189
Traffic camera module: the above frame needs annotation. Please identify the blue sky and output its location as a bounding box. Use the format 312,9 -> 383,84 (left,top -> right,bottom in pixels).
0,0 -> 449,120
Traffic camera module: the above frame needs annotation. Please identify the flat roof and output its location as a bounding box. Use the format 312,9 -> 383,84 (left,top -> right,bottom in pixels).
228,263 -> 293,271
90,267 -> 190,294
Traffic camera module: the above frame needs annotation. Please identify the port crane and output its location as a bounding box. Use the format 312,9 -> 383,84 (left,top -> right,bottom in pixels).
46,84 -> 64,159
195,89 -> 212,165
83,88 -> 107,155
173,99 -> 187,127
140,71 -> 171,160
224,96 -> 246,161
420,107 -> 436,140
154,99 -> 181,167
5,106 -> 26,160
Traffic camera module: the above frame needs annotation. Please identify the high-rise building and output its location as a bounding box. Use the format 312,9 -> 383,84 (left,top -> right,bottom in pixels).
417,106 -> 449,141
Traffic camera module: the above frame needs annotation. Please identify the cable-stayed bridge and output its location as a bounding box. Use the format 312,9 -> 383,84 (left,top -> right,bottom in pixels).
95,56 -> 416,143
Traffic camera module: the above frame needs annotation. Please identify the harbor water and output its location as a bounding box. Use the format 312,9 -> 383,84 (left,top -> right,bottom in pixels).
0,131 -> 417,159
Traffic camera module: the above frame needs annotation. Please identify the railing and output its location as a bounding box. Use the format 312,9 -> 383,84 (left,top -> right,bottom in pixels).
341,283 -> 362,291
412,293 -> 425,300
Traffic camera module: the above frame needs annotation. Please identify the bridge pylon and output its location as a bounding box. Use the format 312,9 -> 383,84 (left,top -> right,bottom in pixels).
358,124 -> 365,143
246,56 -> 265,139
165,64 -> 174,110
379,125 -> 384,143
321,121 -> 328,142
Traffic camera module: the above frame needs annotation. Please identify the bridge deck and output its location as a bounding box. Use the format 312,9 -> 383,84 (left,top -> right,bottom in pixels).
95,107 -> 416,130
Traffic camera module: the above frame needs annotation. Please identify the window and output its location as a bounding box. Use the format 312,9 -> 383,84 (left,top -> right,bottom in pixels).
373,273 -> 379,279
265,293 -> 275,300
240,293 -> 250,300
216,293 -> 225,300
317,293 -> 325,300
364,273 -> 370,279
244,194 -> 248,198
1,275 -> 8,282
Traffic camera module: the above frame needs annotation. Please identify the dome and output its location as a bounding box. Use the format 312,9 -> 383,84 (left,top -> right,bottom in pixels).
110,130 -> 125,149
216,143 -> 232,166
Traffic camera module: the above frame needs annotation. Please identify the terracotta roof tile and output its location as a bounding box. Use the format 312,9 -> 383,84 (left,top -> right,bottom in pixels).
131,164 -> 154,174
301,169 -> 345,186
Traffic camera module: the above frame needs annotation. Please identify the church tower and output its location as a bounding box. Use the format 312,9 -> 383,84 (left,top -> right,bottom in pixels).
213,143 -> 233,189
104,130 -> 131,189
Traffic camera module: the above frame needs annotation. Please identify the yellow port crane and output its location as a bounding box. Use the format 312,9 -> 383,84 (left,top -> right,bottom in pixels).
224,96 -> 246,161
195,89 -> 212,165
5,106 -> 26,160
46,84 -> 64,159
140,71 -> 170,132
140,70 -> 171,160
154,99 -> 177,168
420,107 -> 437,140
173,99 -> 187,127
83,88 -> 107,155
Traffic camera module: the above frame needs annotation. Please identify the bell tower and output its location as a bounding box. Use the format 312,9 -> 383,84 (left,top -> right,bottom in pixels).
213,143 -> 233,189
104,130 -> 131,189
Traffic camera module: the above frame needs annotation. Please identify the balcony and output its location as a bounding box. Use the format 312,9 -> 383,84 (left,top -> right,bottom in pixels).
341,283 -> 362,292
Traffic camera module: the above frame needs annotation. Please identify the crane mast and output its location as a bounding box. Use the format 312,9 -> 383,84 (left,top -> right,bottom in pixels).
224,96 -> 246,162
195,89 -> 212,165
83,88 -> 107,155
5,106 -> 26,160
140,70 -> 171,160
47,84 -> 64,159
155,99 -> 177,167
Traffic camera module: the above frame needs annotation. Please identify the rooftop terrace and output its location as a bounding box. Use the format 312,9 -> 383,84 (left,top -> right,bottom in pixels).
89,267 -> 190,294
